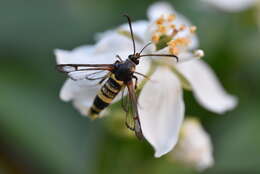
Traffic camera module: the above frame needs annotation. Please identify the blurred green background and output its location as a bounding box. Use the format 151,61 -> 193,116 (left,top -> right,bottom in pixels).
0,0 -> 259,173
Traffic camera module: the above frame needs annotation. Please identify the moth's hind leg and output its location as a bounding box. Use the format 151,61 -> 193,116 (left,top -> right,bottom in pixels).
134,72 -> 150,80
116,55 -> 123,62
132,75 -> 138,90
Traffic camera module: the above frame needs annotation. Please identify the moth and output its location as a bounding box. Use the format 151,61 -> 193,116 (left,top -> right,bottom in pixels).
57,15 -> 178,139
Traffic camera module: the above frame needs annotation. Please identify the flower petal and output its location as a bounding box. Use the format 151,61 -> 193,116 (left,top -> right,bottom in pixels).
55,45 -> 115,65
55,45 -> 119,85
138,67 -> 184,157
119,20 -> 149,42
94,29 -> 147,58
147,2 -> 175,21
201,0 -> 256,12
55,45 -> 121,116
171,118 -> 214,171
59,79 -> 101,115
176,59 -> 238,114
55,40 -> 152,116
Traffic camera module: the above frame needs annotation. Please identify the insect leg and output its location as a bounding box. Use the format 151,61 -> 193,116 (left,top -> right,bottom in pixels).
132,75 -> 138,90
134,72 -> 150,80
116,55 -> 123,62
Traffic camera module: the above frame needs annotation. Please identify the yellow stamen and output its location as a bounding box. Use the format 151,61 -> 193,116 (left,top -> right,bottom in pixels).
170,24 -> 176,29
190,26 -> 197,33
167,40 -> 177,47
157,25 -> 167,33
168,37 -> 190,48
169,46 -> 179,55
174,37 -> 190,46
179,24 -> 187,31
156,16 -> 165,25
167,14 -> 176,22
152,33 -> 160,43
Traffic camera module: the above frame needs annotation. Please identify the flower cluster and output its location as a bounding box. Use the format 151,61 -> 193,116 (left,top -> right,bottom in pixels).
201,0 -> 257,12
151,14 -> 197,56
55,2 -> 237,170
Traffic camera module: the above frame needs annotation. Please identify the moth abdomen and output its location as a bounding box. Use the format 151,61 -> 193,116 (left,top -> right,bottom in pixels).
88,74 -> 124,118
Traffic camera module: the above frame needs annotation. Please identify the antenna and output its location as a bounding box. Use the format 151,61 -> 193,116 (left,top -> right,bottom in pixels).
124,14 -> 136,54
139,54 -> 179,62
139,42 -> 152,54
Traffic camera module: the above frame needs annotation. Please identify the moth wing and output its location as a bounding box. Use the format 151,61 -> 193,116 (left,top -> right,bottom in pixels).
57,64 -> 113,81
126,80 -> 144,140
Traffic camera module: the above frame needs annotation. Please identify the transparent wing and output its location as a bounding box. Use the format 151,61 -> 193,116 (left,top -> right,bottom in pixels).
120,87 -> 134,130
56,64 -> 114,81
126,80 -> 144,140
68,70 -> 107,81
56,63 -> 114,72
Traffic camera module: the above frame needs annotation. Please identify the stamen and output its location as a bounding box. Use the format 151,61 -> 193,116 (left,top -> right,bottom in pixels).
156,16 -> 165,25
178,49 -> 205,63
167,37 -> 190,55
167,14 -> 176,22
171,28 -> 179,37
190,26 -> 197,33
174,38 -> 190,46
169,47 -> 179,55
170,24 -> 176,29
157,25 -> 167,33
193,49 -> 204,58
151,14 -> 198,55
152,34 -> 160,43
179,24 -> 187,31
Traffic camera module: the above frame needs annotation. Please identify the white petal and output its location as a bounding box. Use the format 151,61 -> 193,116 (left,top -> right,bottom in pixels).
172,118 -> 214,171
94,31 -> 141,58
173,14 -> 199,49
147,2 -> 175,21
59,79 -> 101,115
55,45 -> 94,64
138,67 -> 184,157
119,20 -> 149,42
55,45 -> 119,65
55,45 -> 120,88
60,79 -> 76,102
55,45 -> 108,115
55,36 -> 152,116
176,59 -> 238,114
201,0 -> 256,12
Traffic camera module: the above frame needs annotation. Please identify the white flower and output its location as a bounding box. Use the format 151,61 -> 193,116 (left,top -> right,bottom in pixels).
171,118 -> 214,171
55,2 -> 237,158
201,0 -> 257,12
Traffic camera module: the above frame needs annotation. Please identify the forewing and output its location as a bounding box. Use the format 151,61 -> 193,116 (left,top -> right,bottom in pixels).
56,64 -> 113,81
68,70 -> 107,81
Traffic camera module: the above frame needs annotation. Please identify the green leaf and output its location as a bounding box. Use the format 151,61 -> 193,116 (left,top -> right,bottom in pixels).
155,34 -> 172,51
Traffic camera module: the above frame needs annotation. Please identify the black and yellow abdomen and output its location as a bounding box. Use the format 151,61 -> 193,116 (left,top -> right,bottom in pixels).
88,74 -> 124,119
